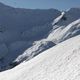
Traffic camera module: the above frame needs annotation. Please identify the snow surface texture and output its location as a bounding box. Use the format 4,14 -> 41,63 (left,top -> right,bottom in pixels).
0,35 -> 80,80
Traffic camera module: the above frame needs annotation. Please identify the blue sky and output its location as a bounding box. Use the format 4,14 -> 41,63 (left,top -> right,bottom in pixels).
0,0 -> 80,10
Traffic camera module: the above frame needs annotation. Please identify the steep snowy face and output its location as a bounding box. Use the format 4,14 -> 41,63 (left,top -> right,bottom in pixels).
14,10 -> 80,65
0,35 -> 80,80
15,39 -> 55,63
13,12 -> 63,63
47,8 -> 80,43
47,18 -> 80,43
15,10 -> 80,64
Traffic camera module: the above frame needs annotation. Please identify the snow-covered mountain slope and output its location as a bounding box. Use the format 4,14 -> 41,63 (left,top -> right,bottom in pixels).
14,12 -> 66,63
52,11 -> 65,25
16,12 -> 64,58
0,2 -> 61,71
47,18 -> 80,43
15,39 -> 55,63
14,11 -> 80,64
0,2 -> 80,71
0,35 -> 80,80
47,9 -> 80,43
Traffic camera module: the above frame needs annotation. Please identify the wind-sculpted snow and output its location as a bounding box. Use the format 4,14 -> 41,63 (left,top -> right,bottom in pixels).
0,35 -> 80,80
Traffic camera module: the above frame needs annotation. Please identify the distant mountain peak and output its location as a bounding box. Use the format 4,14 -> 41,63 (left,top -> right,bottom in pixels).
0,2 -> 10,7
67,7 -> 80,13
